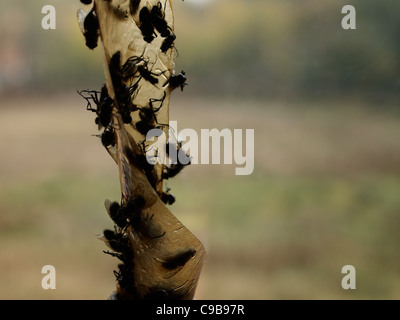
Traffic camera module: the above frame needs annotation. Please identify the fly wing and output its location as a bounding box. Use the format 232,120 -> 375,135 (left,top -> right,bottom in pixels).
77,8 -> 87,35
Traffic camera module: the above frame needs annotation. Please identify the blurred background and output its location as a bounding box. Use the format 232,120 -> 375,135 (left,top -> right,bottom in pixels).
0,0 -> 400,299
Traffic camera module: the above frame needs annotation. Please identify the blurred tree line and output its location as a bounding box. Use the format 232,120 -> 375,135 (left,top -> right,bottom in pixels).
1,0 -> 400,103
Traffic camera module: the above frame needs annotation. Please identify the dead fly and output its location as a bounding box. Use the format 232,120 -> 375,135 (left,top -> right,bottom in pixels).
118,196 -> 146,225
161,189 -> 175,205
92,86 -> 113,129
105,195 -> 146,230
113,263 -> 138,299
92,126 -> 115,148
101,127 -> 116,148
78,85 -> 113,129
137,64 -> 163,85
123,54 -> 167,86
164,70 -> 187,92
102,229 -> 130,256
115,82 -> 141,125
101,229 -> 137,298
151,1 -> 172,38
82,7 -> 99,50
139,6 -> 156,43
160,33 -> 176,53
135,92 -> 168,136
150,1 -> 176,53
163,141 -> 191,191
109,52 -> 141,124
121,51 -> 148,81
106,201 -> 127,229
109,51 -> 127,93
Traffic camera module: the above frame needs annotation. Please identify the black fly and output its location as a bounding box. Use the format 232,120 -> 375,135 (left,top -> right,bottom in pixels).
96,86 -> 113,129
107,201 -> 127,228
164,70 -> 187,92
121,51 -> 148,81
101,127 -> 116,148
78,85 -> 114,129
80,0 -> 92,5
113,263 -> 137,299
106,195 -> 147,229
138,1 -> 176,51
135,92 -> 168,136
92,126 -> 115,148
161,33 -> 176,53
103,229 -> 130,255
151,2 -> 172,38
122,53 -> 167,86
116,83 -> 141,124
161,191 -> 176,205
163,147 -> 191,180
83,7 -> 99,50
137,64 -> 162,85
139,6 -> 156,43
118,196 -> 147,225
109,51 -> 141,125
109,51 -> 124,90
150,1 -> 176,53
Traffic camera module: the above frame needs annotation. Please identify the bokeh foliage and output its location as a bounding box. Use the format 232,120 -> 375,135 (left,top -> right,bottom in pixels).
1,0 -> 400,102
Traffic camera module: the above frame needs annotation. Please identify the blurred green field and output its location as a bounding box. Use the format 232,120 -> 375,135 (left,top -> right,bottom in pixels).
0,94 -> 399,299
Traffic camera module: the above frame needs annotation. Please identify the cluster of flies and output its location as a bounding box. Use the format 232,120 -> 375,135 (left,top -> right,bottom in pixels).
79,0 -> 184,53
78,0 -> 192,299
101,194 -> 197,299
